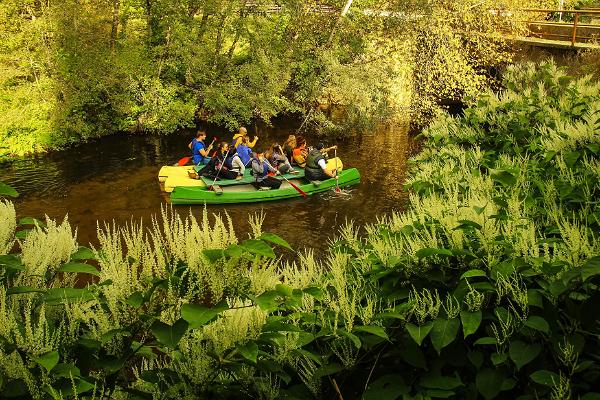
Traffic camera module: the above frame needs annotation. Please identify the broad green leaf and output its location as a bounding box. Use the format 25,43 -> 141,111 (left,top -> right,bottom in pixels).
453,219 -> 482,231
241,239 -> 275,258
581,393 -> 600,400
363,374 -> 409,400
509,341 -> 541,370
0,182 -> 18,197
0,254 -> 24,271
501,378 -> 516,391
424,389 -> 455,398
527,289 -> 544,308
491,352 -> 508,366
490,168 -> 517,186
467,351 -> 484,369
70,246 -> 96,261
415,248 -> 453,258
474,337 -> 497,345
7,286 -> 44,295
460,310 -> 482,338
524,316 -> 550,334
406,322 -> 433,346
150,319 -> 189,348
101,328 -> 131,344
354,325 -> 389,340
33,351 -> 59,372
58,262 -> 100,276
224,244 -> 244,258
238,342 -> 258,363
459,270 -> 487,280
275,284 -> 293,297
259,233 -> 292,250
18,217 -> 45,227
202,249 -> 225,262
581,256 -> 600,281
52,363 -> 81,378
96,356 -> 124,373
530,370 -> 560,386
254,290 -> 281,311
126,291 -> 144,308
420,374 -> 462,390
313,363 -> 343,380
262,320 -> 301,332
303,286 -> 324,300
573,360 -> 594,373
78,338 -> 101,349
15,229 -> 32,239
563,150 -> 580,168
338,329 -> 361,349
181,302 -> 227,329
430,318 -> 460,354
43,288 -> 95,305
131,341 -> 157,360
476,368 -> 504,399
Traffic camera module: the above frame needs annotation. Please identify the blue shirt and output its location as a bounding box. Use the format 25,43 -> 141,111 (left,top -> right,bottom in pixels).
192,139 -> 207,165
236,144 -> 253,166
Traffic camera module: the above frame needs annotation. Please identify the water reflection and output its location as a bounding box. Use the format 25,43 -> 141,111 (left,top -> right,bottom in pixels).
2,123 -> 414,252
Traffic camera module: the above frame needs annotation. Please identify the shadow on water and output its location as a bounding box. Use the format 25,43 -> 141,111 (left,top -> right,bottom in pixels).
2,122 -> 415,253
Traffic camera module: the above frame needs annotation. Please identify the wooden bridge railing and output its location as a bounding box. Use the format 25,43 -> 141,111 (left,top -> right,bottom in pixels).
517,8 -> 600,46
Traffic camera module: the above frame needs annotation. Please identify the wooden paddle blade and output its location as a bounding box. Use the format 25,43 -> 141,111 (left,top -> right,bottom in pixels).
178,157 -> 191,166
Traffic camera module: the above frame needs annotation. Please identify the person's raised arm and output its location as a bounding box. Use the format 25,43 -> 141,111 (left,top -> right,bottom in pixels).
249,136 -> 259,148
199,142 -> 213,157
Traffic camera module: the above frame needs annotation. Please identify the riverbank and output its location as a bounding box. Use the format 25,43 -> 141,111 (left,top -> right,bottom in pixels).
1,60 -> 599,399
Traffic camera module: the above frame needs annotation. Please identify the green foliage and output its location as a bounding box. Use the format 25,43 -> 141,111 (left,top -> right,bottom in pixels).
1,0 -> 540,156
2,60 -> 600,398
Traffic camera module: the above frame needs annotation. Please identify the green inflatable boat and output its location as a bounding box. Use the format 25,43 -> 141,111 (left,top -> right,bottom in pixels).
170,168 -> 361,204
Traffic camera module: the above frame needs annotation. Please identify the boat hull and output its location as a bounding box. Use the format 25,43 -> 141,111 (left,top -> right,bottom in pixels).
170,168 -> 360,204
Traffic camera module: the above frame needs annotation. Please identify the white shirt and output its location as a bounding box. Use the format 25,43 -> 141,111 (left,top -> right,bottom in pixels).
317,159 -> 327,170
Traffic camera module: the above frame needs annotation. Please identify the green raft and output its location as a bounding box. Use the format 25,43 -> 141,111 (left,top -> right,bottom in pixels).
170,168 -> 361,204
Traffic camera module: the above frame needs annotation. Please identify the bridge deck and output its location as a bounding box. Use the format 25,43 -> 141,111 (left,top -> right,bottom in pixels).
514,36 -> 600,50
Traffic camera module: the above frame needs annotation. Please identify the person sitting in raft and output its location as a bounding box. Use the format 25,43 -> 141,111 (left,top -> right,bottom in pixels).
251,150 -> 282,189
202,142 -> 241,180
305,143 -> 338,181
189,130 -> 213,165
232,126 -> 258,149
282,135 -> 296,160
292,136 -> 308,167
266,143 -> 297,174
236,135 -> 254,166
226,146 -> 246,177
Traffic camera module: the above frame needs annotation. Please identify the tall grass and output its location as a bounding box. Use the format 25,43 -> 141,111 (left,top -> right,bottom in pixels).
0,60 -> 600,399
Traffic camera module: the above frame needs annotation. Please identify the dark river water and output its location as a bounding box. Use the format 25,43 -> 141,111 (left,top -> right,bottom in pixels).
2,122 -> 415,252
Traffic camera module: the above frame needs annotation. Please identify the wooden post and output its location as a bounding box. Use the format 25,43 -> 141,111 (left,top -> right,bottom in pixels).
572,12 -> 579,46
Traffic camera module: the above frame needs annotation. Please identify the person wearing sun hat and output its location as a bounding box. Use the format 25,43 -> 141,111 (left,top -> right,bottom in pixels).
231,126 -> 258,149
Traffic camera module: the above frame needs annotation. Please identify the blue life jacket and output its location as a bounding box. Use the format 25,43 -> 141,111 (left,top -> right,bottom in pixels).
191,139 -> 207,165
224,154 -> 235,169
237,144 -> 253,165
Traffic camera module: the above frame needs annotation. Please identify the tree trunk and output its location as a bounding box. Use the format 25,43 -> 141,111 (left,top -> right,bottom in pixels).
110,0 -> 120,50
326,0 -> 354,47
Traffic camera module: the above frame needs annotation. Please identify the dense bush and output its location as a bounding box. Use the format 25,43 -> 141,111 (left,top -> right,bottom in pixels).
1,60 -> 600,399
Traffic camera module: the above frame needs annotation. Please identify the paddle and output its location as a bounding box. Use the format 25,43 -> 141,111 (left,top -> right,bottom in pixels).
178,137 -> 217,166
280,174 -> 308,198
209,148 -> 231,194
334,147 -> 341,193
